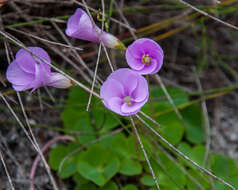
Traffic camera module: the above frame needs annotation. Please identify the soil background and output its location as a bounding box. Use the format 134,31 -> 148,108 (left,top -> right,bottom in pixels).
0,0 -> 238,189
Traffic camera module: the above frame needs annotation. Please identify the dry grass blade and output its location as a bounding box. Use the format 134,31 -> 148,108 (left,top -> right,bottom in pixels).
17,92 -> 59,190
87,42 -> 102,111
177,0 -> 238,31
30,136 -> 75,190
135,114 -> 237,190
7,27 -> 83,51
0,150 -> 15,190
130,116 -> 161,190
0,29 -> 101,98
59,128 -> 124,173
154,75 -> 184,121
194,70 -> 211,167
49,20 -> 101,84
3,32 -> 59,190
0,92 -> 59,190
155,143 -> 206,190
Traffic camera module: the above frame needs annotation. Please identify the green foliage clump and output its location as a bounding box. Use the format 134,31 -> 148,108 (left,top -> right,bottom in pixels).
49,86 -> 238,190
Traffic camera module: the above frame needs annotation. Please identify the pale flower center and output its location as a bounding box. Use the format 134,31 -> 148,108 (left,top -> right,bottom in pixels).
123,96 -> 133,106
142,54 -> 151,65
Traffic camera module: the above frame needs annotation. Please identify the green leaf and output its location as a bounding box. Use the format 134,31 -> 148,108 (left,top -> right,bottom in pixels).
109,134 -> 146,161
186,169 -> 210,190
210,153 -> 238,189
74,183 -> 97,190
189,145 -> 206,168
49,145 -> 67,170
143,158 -> 162,176
100,182 -> 118,190
155,174 -> 180,190
140,175 -> 156,186
73,173 -> 89,186
122,185 -> 138,190
110,135 -> 136,159
157,150 -> 186,188
177,142 -> 192,165
119,158 -> 142,176
150,86 -> 189,107
177,142 -> 192,156
78,144 -> 120,186
49,142 -> 79,178
181,104 -> 205,144
62,87 -> 120,144
158,112 -> 184,145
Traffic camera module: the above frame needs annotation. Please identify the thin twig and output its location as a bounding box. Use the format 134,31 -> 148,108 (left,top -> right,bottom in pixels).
194,69 -> 211,166
7,27 -> 83,51
49,20 -> 102,84
2,38 -> 59,190
59,128 -> 123,173
87,43 -> 102,111
30,136 -> 75,190
135,114 -> 236,190
139,111 -> 162,128
130,116 -> 160,190
114,1 -> 137,40
0,29 -> 101,98
154,141 -> 206,190
177,0 -> 238,31
154,75 -> 184,121
16,92 -> 59,190
0,150 -> 15,190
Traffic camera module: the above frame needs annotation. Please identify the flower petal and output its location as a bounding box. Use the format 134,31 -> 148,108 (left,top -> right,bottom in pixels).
46,73 -> 72,88
16,47 -> 51,74
134,58 -> 158,75
6,60 -> 34,85
100,78 -> 125,101
107,97 -> 124,115
151,50 -> 164,74
126,38 -> 164,75
126,48 -> 144,71
127,39 -> 146,58
12,84 -> 32,91
101,32 -> 126,50
140,38 -> 163,54
100,68 -> 149,116
108,68 -> 138,96
131,76 -> 149,102
65,8 -> 99,42
121,94 -> 148,115
30,63 -> 50,91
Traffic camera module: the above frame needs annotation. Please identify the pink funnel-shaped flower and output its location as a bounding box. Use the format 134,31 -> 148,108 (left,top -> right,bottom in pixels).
6,47 -> 72,92
126,38 -> 164,75
65,8 -> 125,50
100,68 -> 149,116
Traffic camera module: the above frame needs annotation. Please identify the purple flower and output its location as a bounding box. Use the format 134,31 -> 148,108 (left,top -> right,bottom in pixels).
65,8 -> 125,50
6,47 -> 72,92
100,68 -> 149,116
126,38 -> 164,75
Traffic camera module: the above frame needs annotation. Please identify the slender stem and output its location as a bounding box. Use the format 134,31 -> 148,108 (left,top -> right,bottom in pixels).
130,116 -> 161,190
154,75 -> 184,121
87,43 -> 102,111
30,136 -> 75,190
0,29 -> 101,99
0,150 -> 15,190
7,27 -> 82,51
177,0 -> 238,31
59,128 -> 123,173
135,114 -> 236,190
